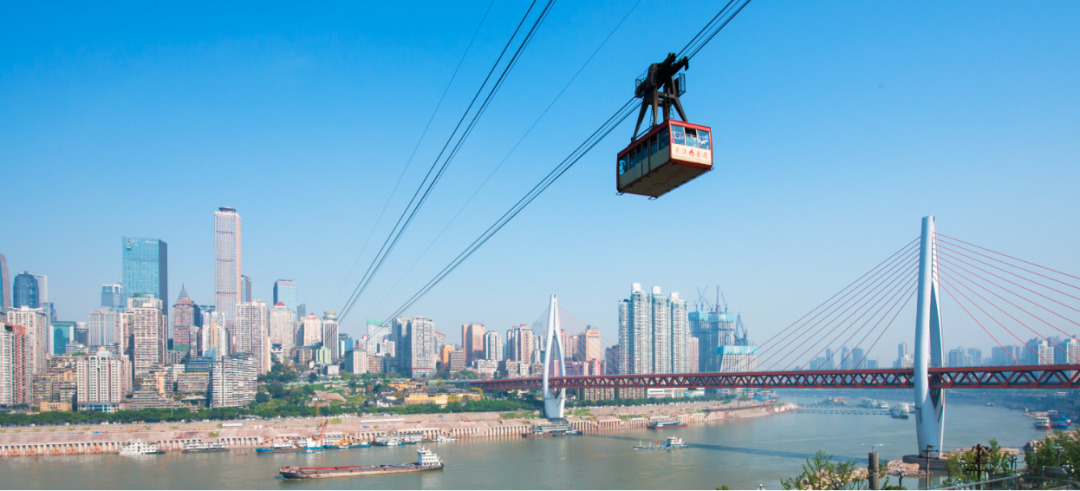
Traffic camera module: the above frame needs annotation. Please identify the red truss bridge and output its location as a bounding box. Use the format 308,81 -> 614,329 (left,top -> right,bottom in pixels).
470,365 -> 1080,391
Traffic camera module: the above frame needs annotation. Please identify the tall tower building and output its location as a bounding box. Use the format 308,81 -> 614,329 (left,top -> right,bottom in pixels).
101,284 -> 123,310
272,280 -> 298,320
214,207 -> 241,335
0,323 -> 30,405
124,294 -> 166,383
121,238 -> 168,313
241,275 -> 252,303
582,327 -> 603,362
462,324 -> 484,365
88,309 -> 122,347
301,313 -> 322,347
651,287 -> 671,373
618,284 -> 690,375
236,301 -> 270,374
323,312 -> 340,361
6,307 -> 48,379
670,294 -> 690,373
13,272 -> 39,309
0,253 -> 10,309
172,285 -> 200,351
269,303 -> 294,362
483,331 -> 502,362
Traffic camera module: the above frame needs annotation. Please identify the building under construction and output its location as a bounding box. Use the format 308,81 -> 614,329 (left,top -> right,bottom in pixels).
689,287 -> 749,372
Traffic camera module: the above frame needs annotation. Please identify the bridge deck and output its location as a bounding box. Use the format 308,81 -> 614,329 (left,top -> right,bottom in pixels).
468,365 -> 1080,391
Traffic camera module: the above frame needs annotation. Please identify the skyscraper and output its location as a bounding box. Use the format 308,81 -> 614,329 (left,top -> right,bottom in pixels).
582,327 -> 602,362
236,301 -> 270,374
323,312 -> 339,361
125,294 -> 166,383
172,285 -> 200,351
13,272 -> 39,309
101,284 -> 123,310
483,331 -> 502,362
32,274 -> 48,304
273,280 -> 298,320
0,253 -> 10,309
52,321 -> 75,355
89,308 -> 122,347
0,322 -> 30,405
462,324 -> 484,365
241,275 -> 252,303
301,313 -> 322,347
617,284 -> 690,375
6,307 -> 48,379
121,238 -> 168,312
269,302 -> 294,362
214,207 -> 241,335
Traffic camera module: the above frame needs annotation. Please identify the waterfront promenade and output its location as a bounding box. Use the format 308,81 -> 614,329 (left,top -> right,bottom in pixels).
0,400 -> 787,458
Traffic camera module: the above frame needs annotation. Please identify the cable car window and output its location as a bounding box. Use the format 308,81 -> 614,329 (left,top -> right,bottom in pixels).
619,155 -> 628,175
698,130 -> 711,150
650,135 -> 659,155
632,148 -> 641,169
684,128 -> 698,148
672,125 -> 685,145
658,129 -> 669,149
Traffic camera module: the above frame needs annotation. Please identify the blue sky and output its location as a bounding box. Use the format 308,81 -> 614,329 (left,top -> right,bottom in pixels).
2,1 -> 1078,365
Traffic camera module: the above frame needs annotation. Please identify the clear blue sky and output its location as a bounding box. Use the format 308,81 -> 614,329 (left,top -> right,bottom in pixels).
2,1 -> 1078,364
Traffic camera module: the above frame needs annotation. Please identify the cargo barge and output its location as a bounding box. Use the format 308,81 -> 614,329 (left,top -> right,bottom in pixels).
278,448 -> 443,479
523,422 -> 579,438
647,419 -> 687,429
182,441 -> 229,453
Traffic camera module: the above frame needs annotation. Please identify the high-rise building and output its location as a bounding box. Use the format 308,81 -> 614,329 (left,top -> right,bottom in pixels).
967,347 -> 983,367
688,337 -> 699,372
991,345 -> 1020,366
33,274 -> 48,303
13,272 -> 40,309
462,324 -> 484,365
201,312 -> 227,359
948,347 -> 975,368
241,275 -> 252,303
210,354 -> 257,408
52,321 -> 75,355
0,253 -> 10,309
0,322 -> 30,405
618,284 -> 690,375
75,350 -> 130,412
851,348 -> 866,369
236,301 -> 270,374
581,327 -> 602,362
6,307 -> 48,379
273,280 -> 298,320
74,322 -> 89,346
101,284 -> 123,311
483,331 -> 502,362
392,316 -> 436,378
322,312 -> 339,361
840,347 -> 851,370
296,303 -> 306,320
505,325 -> 534,365
124,294 -> 167,384
121,238 -> 168,314
717,346 -> 758,372
88,308 -> 122,347
343,349 -> 368,375
269,302 -> 294,363
301,313 -> 322,347
172,285 -> 200,351
214,207 -> 242,336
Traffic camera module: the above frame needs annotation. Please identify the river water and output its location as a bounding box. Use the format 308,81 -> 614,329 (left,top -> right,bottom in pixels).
0,398 -> 1052,489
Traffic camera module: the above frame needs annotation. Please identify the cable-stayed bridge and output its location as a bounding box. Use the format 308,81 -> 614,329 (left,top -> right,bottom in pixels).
470,216 -> 1080,458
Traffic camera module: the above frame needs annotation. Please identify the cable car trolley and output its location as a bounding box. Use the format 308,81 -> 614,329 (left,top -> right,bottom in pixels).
617,53 -> 713,199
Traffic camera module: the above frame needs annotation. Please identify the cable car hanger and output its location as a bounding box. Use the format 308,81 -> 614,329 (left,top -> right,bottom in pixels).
632,52 -> 690,141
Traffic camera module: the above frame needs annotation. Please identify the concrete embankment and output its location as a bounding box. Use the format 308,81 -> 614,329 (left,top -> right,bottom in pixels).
0,400 -> 792,458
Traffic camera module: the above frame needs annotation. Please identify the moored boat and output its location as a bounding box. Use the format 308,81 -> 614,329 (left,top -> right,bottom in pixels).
182,440 -> 229,453
257,439 -> 304,454
647,419 -> 687,430
118,441 -> 164,456
634,436 -> 688,450
279,448 -> 444,479
435,435 -> 458,442
1036,417 -> 1052,430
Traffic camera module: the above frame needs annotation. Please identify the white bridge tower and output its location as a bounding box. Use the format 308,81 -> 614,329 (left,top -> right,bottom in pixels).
914,216 -> 945,458
542,294 -> 567,419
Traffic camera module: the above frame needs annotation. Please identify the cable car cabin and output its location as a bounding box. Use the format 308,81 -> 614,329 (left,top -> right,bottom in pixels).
616,120 -> 712,198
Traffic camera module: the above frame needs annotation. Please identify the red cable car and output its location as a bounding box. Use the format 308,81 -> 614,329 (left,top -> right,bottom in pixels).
616,53 -> 712,199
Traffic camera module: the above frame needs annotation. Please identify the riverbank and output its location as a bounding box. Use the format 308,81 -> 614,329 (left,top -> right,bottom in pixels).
0,400 -> 791,458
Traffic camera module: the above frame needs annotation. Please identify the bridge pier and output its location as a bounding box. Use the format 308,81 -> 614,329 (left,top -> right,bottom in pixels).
542,294 -> 566,419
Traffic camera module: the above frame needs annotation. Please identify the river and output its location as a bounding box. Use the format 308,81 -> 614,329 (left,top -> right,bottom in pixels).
0,398 -> 1052,489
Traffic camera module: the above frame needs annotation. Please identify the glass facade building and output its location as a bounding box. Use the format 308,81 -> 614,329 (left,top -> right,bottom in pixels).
121,237 -> 168,310
101,284 -> 123,310
273,280 -> 298,320
13,271 -> 39,308
52,321 -> 75,355
214,207 -> 241,333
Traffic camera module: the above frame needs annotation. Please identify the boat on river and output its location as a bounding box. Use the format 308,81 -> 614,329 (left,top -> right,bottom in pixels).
278,448 -> 444,479
647,419 -> 687,429
634,437 -> 688,450
118,441 -> 164,456
182,440 -> 229,453
1036,417 -> 1052,429
257,439 -> 304,454
890,407 -> 909,419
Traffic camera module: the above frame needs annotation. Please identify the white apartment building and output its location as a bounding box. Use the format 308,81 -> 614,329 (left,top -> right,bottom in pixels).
236,301 -> 270,374
6,307 -> 48,377
76,351 -> 131,411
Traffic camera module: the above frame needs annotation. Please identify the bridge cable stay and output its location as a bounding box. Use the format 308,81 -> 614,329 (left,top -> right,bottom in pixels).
798,272 -> 919,372
937,233 -> 1080,285
938,277 -> 1023,366
937,254 -> 1080,345
338,0 -> 555,323
850,287 -> 919,369
937,264 -> 1080,363
935,241 -> 1080,313
328,0 -> 497,310
756,241 -> 919,360
774,261 -> 918,371
833,279 -> 917,369
359,1 -> 645,323
936,274 -> 1051,365
758,244 -> 920,368
756,237 -> 919,351
380,0 -> 753,322
558,303 -> 654,376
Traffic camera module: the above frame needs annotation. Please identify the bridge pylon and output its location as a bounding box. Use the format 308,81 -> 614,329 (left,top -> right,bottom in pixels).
914,216 -> 945,458
542,294 -> 567,419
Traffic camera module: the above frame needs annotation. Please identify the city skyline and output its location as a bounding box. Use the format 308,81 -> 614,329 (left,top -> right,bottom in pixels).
1,1 -> 1078,362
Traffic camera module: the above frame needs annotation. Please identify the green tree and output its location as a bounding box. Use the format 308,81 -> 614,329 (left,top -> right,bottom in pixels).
307,373 -> 318,384
781,451 -> 860,490
255,391 -> 271,404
